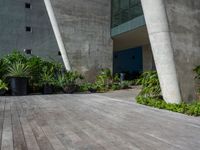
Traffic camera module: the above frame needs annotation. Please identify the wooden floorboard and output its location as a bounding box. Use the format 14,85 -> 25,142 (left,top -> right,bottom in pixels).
11,103 -> 28,150
0,99 -> 5,149
0,94 -> 200,150
1,100 -> 13,150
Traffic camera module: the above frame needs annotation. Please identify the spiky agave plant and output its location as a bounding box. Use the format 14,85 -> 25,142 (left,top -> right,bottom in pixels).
7,61 -> 30,78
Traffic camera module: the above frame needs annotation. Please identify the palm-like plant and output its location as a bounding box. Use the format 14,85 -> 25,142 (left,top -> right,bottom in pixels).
7,61 -> 30,77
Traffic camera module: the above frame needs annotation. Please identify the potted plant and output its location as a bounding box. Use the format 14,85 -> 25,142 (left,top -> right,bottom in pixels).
7,61 -> 30,96
40,67 -> 55,94
56,71 -> 83,93
0,80 -> 8,96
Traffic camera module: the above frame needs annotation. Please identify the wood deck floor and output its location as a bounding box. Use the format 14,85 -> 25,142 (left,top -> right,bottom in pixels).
0,94 -> 200,150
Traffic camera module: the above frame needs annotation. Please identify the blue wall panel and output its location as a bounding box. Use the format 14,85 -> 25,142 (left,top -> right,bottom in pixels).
113,47 -> 143,74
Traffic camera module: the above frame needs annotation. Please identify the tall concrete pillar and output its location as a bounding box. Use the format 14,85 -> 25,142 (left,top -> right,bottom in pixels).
141,0 -> 182,103
44,0 -> 71,70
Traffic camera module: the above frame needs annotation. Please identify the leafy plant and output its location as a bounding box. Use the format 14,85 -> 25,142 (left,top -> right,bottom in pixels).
136,96 -> 200,116
26,55 -> 63,92
120,81 -> 132,89
92,69 -> 134,92
79,82 -> 97,92
56,71 -> 83,93
0,59 -> 7,79
7,61 -> 30,78
193,66 -> 200,94
56,71 -> 83,87
194,66 -> 200,79
39,66 -> 55,86
110,83 -> 121,91
136,71 -> 161,98
95,69 -> 113,92
0,80 -> 8,91
2,51 -> 28,65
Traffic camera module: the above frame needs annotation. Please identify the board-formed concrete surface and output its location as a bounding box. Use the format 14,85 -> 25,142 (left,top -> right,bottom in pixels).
48,0 -> 113,81
0,93 -> 200,150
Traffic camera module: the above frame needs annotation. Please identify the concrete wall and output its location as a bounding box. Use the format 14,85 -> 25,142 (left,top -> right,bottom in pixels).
0,0 -> 60,61
49,0 -> 113,81
164,0 -> 200,102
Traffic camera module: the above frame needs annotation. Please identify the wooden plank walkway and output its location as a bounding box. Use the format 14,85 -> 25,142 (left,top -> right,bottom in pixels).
0,93 -> 200,150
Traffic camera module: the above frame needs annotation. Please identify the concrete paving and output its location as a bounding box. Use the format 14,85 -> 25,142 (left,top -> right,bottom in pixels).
95,86 -> 141,102
0,92 -> 200,150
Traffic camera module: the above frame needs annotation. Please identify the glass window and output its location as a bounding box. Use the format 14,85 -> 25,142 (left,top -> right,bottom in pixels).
111,0 -> 143,28
120,0 -> 129,10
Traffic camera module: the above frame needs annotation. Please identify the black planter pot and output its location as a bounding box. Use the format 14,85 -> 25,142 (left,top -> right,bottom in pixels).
43,84 -> 53,94
0,89 -> 6,96
10,77 -> 28,96
88,88 -> 97,93
63,85 -> 77,94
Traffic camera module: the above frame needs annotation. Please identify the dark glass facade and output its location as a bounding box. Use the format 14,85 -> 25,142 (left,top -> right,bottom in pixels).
111,0 -> 143,28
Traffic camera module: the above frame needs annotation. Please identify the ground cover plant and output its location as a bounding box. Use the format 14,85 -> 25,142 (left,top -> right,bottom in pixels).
136,71 -> 200,116
137,96 -> 200,116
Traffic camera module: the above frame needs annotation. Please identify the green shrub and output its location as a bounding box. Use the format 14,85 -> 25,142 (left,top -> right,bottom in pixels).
39,66 -> 55,86
194,66 -> 200,94
79,83 -> 98,92
136,96 -> 200,116
111,83 -> 121,91
194,66 -> 200,79
0,59 -> 7,79
95,68 -> 112,92
55,71 -> 83,93
137,71 -> 161,98
27,56 -> 63,86
2,51 -> 28,65
94,69 -> 133,92
0,80 -> 8,91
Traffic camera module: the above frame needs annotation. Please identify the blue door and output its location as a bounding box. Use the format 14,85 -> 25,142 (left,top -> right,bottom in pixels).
113,47 -> 143,74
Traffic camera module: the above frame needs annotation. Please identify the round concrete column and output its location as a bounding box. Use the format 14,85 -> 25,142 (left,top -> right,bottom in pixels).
141,0 -> 181,103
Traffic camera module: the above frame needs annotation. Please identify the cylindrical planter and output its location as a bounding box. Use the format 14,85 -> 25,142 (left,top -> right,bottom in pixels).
120,73 -> 125,82
10,77 -> 28,96
43,84 -> 53,94
63,85 -> 77,94
0,89 -> 6,96
88,88 -> 97,93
